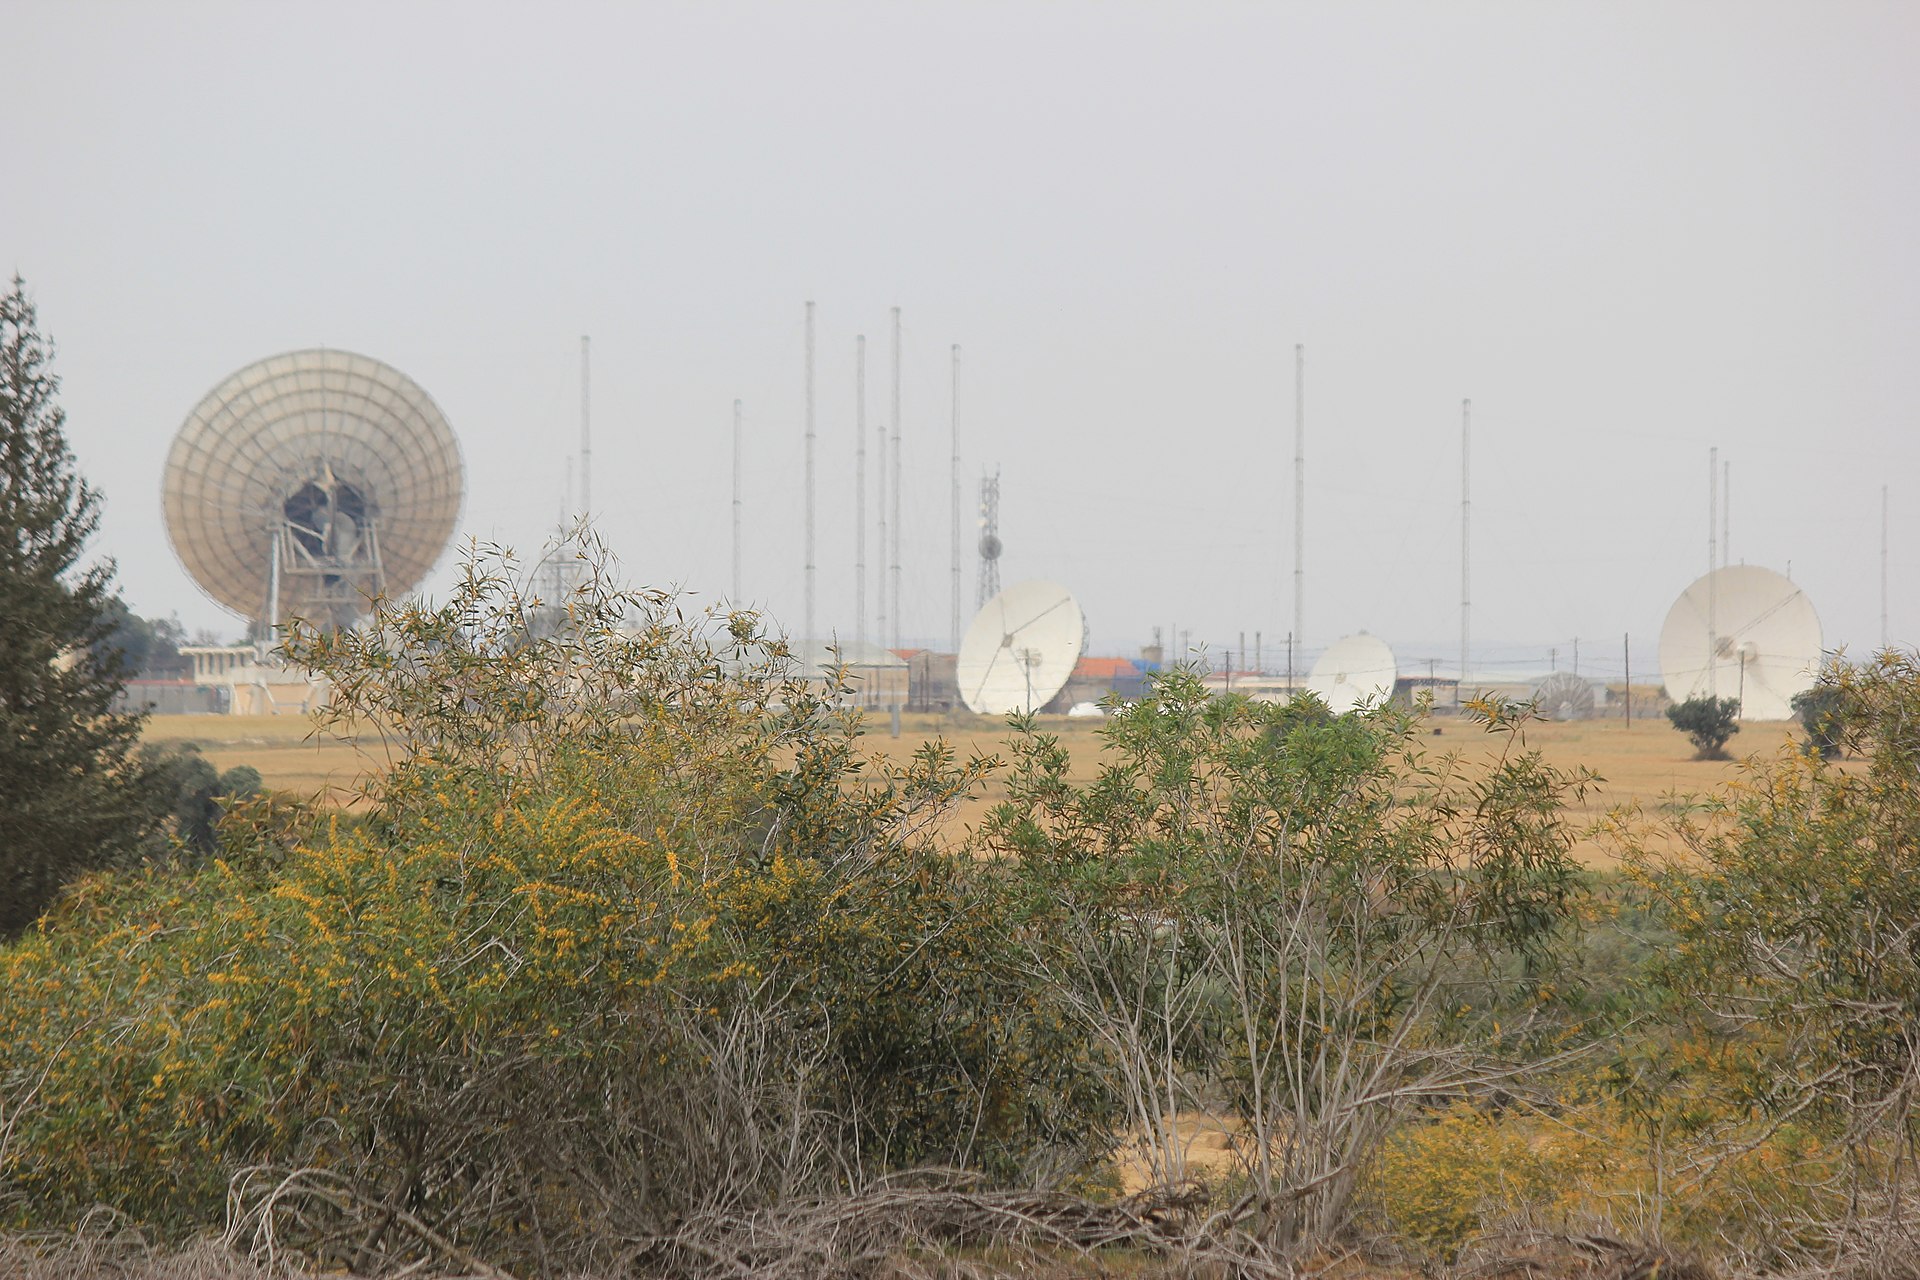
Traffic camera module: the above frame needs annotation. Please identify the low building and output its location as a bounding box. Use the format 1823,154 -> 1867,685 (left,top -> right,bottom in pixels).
179,645 -> 330,716
1046,656 -> 1151,712
1394,675 -> 1462,708
115,678 -> 226,715
893,648 -> 959,711
1199,672 -> 1300,703
792,639 -> 908,710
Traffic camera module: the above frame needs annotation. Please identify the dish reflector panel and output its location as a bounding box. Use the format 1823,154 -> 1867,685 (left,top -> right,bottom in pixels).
956,580 -> 1086,715
1308,632 -> 1397,713
162,349 -> 464,630
1658,565 -> 1821,721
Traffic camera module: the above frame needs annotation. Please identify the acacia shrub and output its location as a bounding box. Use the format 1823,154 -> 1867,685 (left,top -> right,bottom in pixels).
985,676 -> 1593,1250
0,542 -> 1101,1273
1628,651 -> 1920,1261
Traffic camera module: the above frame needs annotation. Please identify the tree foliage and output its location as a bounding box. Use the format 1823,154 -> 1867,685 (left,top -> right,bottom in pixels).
98,603 -> 192,680
1666,694 -> 1740,760
134,743 -> 262,854
1791,677 -> 1847,760
0,276 -> 156,935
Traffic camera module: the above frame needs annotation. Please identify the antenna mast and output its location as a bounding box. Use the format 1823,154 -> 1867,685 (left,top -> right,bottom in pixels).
876,332 -> 889,648
977,469 -> 1001,607
1708,446 -> 1718,697
1293,343 -> 1305,656
579,336 -> 591,520
1728,454 -> 1743,564
890,305 -> 902,653
731,399 -> 743,601
1883,485 -> 1890,651
804,301 -> 816,644
1460,397 -> 1470,703
950,343 -> 962,653
855,335 -> 867,650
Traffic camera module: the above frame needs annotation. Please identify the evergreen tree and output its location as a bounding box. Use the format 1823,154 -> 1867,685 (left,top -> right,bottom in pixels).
0,275 -> 156,934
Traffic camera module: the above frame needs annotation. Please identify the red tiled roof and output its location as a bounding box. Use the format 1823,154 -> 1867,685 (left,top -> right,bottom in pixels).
1072,656 -> 1137,679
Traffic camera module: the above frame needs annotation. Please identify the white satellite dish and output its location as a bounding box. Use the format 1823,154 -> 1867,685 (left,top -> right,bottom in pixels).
1658,565 -> 1821,721
1535,671 -> 1597,721
1308,632 -> 1398,714
957,580 -> 1086,715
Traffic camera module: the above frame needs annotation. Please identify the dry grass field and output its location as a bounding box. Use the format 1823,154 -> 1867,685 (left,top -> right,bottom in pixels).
147,705 -> 1815,866
141,713 -> 378,806
860,709 -> 1810,866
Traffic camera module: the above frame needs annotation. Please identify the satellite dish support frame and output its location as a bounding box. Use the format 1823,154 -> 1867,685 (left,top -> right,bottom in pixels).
271,510 -> 388,632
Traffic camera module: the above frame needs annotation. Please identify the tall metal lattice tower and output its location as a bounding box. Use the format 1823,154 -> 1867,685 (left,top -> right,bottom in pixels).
976,468 -> 1002,609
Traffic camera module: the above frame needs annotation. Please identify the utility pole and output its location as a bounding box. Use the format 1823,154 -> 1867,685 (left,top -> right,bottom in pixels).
1460,398 -> 1471,707
1883,485 -> 1890,651
1624,633 -> 1631,725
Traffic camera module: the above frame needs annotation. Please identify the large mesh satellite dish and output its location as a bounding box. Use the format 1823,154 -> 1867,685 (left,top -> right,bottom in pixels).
1658,565 -> 1820,721
163,350 -> 465,631
956,580 -> 1086,715
1308,633 -> 1397,713
1535,671 -> 1596,721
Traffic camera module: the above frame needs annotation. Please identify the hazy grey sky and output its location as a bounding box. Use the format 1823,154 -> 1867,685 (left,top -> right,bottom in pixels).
6,1 -> 1916,677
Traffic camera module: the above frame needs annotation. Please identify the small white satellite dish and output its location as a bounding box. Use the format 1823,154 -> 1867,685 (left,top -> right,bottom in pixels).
957,580 -> 1086,715
1658,565 -> 1821,721
1535,671 -> 1597,721
1308,632 -> 1398,713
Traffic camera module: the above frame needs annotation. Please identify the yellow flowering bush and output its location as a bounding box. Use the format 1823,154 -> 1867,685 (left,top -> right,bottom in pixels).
1364,1089 -> 1845,1258
0,540 -> 1104,1273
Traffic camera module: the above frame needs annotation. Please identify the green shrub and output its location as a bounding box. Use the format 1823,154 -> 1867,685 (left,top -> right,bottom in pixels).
1666,695 -> 1740,759
986,682 -> 1593,1248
